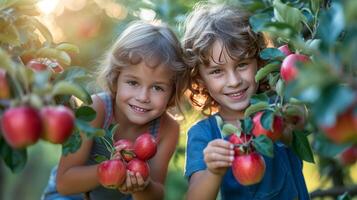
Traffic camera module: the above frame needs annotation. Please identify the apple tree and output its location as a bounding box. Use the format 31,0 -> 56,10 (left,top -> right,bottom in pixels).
0,0 -> 105,173
228,0 -> 357,198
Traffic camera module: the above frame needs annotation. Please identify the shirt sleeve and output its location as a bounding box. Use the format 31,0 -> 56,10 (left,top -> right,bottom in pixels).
184,121 -> 213,179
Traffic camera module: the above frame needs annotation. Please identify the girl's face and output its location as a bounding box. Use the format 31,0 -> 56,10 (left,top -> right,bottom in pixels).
114,61 -> 174,125
198,40 -> 258,120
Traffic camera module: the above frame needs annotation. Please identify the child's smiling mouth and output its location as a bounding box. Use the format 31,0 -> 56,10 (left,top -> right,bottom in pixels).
129,104 -> 150,113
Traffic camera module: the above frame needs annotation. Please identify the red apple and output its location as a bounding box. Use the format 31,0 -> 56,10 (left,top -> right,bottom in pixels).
40,106 -> 75,144
339,146 -> 357,166
114,139 -> 135,162
278,44 -> 292,56
0,69 -> 11,99
280,53 -> 310,83
228,133 -> 253,156
26,59 -> 48,71
134,133 -> 157,161
232,151 -> 266,186
320,106 -> 357,144
0,106 -> 42,148
97,159 -> 126,189
252,112 -> 283,142
126,159 -> 150,181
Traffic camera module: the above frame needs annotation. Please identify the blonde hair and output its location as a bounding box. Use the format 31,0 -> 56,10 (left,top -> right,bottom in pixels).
97,21 -> 189,111
183,3 -> 268,115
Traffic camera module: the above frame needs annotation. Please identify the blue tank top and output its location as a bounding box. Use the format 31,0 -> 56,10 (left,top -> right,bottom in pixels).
41,92 -> 161,200
88,92 -> 160,200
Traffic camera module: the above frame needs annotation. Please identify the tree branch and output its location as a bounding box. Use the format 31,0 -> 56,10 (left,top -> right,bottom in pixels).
310,185 -> 357,198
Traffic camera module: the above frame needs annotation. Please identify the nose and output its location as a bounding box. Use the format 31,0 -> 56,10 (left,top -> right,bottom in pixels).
135,88 -> 150,103
226,70 -> 242,87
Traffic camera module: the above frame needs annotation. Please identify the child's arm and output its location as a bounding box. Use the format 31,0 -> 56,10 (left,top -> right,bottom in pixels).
131,112 -> 179,200
187,139 -> 234,200
56,95 -> 105,195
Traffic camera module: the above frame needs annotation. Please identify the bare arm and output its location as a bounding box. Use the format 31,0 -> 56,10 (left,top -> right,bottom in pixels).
132,113 -> 179,200
186,139 -> 234,200
56,95 -> 105,195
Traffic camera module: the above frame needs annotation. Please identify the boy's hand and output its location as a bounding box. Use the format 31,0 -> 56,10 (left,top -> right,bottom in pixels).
118,170 -> 150,194
203,139 -> 234,176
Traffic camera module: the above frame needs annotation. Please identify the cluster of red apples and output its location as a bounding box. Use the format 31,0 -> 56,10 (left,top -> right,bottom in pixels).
278,45 -> 357,144
0,105 -> 75,148
97,133 -> 157,189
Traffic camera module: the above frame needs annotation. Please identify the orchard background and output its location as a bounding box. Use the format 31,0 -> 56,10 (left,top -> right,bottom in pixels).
0,0 -> 356,199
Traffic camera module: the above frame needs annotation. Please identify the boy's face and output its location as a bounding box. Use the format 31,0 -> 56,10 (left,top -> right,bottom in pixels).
198,40 -> 258,120
114,61 -> 174,125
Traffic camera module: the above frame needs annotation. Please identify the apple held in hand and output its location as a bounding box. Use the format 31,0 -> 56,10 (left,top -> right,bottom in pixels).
228,133 -> 253,156
40,105 -> 75,144
97,159 -> 126,189
127,158 -> 150,181
252,112 -> 283,142
232,151 -> 266,186
134,133 -> 157,161
114,139 -> 135,162
1,106 -> 42,148
0,69 -> 11,99
280,53 -> 310,83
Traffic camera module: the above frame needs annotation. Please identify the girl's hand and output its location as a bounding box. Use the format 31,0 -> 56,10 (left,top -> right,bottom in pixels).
203,139 -> 234,176
118,170 -> 150,194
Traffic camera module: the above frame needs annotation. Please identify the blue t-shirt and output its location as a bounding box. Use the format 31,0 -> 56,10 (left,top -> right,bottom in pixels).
184,115 -> 310,200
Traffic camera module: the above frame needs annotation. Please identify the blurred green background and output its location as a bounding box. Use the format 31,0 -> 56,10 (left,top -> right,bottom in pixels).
1,0 -> 357,200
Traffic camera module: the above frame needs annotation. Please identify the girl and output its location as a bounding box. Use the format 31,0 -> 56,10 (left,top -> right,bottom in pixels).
42,20 -> 189,200
182,4 -> 310,200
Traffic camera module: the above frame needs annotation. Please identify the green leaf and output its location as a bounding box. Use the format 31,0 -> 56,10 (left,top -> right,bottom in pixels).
62,130 -> 81,156
261,110 -> 274,131
56,43 -> 80,54
75,119 -> 105,138
273,0 -> 307,32
313,85 -> 355,126
260,48 -> 285,61
94,154 -> 108,163
52,81 -> 92,105
0,48 -> 16,74
37,47 -> 71,66
291,131 -> 314,163
244,102 -> 270,118
75,106 -> 96,122
275,78 -> 285,97
241,117 -> 253,134
250,93 -> 270,105
310,0 -> 321,14
0,23 -> 20,46
252,135 -> 274,158
222,123 -> 240,137
249,12 -> 272,32
0,137 -> 27,173
316,2 -> 344,46
337,192 -> 351,200
29,18 -> 53,44
255,61 -> 281,82
313,133 -> 350,157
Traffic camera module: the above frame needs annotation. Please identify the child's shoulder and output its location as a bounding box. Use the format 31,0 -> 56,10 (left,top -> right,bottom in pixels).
89,93 -> 111,128
160,112 -> 179,132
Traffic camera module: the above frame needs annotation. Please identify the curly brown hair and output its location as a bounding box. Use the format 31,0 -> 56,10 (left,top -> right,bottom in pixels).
182,3 -> 268,115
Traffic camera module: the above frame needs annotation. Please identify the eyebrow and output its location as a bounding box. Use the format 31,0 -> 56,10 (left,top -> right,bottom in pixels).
123,74 -> 172,85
